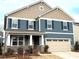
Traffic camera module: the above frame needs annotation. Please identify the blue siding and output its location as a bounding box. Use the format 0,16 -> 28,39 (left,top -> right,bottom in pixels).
19,20 -> 27,29
8,18 -> 12,29
7,19 -> 39,31
40,20 -> 73,33
36,20 -> 39,30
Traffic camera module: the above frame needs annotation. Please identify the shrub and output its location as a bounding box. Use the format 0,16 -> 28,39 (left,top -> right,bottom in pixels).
25,49 -> 29,55
28,46 -> 33,54
17,47 -> 23,55
44,45 -> 49,53
0,43 -> 2,55
0,43 -> 4,55
74,41 -> 79,51
6,48 -> 14,56
32,48 -> 39,56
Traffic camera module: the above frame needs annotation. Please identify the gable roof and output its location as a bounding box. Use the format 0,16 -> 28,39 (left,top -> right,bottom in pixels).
39,7 -> 73,20
6,0 -> 52,16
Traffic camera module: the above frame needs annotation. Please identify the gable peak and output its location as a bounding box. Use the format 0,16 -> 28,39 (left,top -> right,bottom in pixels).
40,0 -> 44,2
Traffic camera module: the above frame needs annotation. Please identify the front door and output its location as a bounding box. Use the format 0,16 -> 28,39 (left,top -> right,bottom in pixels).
33,36 -> 40,47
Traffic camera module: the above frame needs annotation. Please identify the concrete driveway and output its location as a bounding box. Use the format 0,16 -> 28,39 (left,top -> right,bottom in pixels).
52,52 -> 79,59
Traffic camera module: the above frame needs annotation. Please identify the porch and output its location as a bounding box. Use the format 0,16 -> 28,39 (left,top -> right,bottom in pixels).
6,33 -> 44,46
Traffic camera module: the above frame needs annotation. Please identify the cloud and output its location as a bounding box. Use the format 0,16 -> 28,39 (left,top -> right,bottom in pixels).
72,14 -> 79,22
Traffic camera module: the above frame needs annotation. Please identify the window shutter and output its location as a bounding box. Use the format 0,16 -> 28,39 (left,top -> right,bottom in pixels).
61,22 -> 63,29
67,22 -> 69,30
18,20 -> 20,28
26,20 -> 28,29
45,20 -> 47,29
8,18 -> 12,28
52,21 -> 54,29
34,21 -> 36,30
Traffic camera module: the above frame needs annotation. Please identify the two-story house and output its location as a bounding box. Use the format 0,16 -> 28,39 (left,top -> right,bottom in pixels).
4,1 -> 74,52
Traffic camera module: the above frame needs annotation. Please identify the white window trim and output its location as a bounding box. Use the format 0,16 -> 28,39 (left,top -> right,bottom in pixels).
12,36 -> 24,46
40,18 -> 73,22
47,20 -> 52,30
12,37 -> 17,46
63,22 -> 68,31
63,29 -> 68,31
11,18 -> 18,29
28,21 -> 34,30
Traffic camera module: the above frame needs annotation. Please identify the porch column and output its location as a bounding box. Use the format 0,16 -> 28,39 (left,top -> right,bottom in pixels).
41,35 -> 44,45
6,34 -> 10,46
23,36 -> 25,46
29,35 -> 33,46
11,37 -> 13,46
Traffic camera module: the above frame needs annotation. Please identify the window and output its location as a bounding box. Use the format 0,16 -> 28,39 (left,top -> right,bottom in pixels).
62,22 -> 69,31
12,36 -> 23,46
28,21 -> 34,30
47,39 -> 51,41
47,20 -> 52,30
12,19 -> 18,29
64,40 -> 68,41
12,37 -> 17,45
53,40 -> 57,41
19,37 -> 23,45
59,40 -> 63,41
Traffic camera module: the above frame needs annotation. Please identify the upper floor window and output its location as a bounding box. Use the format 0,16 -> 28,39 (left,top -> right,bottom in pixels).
12,19 -> 18,29
62,22 -> 69,31
28,21 -> 34,30
47,20 -> 52,30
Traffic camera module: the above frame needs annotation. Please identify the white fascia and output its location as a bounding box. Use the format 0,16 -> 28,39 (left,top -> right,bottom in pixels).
40,18 -> 73,22
45,32 -> 73,35
8,16 -> 35,21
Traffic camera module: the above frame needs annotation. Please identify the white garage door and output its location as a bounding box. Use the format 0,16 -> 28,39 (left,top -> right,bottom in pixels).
46,39 -> 71,52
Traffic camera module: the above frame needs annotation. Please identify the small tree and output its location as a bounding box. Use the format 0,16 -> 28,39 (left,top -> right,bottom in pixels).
74,41 -> 79,51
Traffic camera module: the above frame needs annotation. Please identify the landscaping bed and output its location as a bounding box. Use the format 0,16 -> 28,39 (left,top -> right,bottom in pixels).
0,54 -> 63,59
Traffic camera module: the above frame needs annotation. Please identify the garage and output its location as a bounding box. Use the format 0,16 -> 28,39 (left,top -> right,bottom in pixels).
46,39 -> 71,52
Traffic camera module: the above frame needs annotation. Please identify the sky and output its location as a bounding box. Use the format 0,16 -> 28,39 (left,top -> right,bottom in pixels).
0,0 -> 79,31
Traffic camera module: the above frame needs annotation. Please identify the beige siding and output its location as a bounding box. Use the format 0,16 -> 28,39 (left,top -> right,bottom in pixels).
41,9 -> 73,20
8,2 -> 51,19
74,24 -> 79,42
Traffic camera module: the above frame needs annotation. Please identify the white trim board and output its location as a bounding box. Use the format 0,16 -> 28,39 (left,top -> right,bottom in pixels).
40,18 -> 73,22
8,17 -> 35,21
45,32 -> 73,35
45,38 -> 71,40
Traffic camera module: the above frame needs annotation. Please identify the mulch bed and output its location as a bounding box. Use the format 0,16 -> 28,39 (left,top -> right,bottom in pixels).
0,53 -> 40,59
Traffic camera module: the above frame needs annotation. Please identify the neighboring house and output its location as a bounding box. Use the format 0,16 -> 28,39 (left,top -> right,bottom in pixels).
0,31 -> 3,44
4,1 -> 74,52
74,22 -> 79,42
